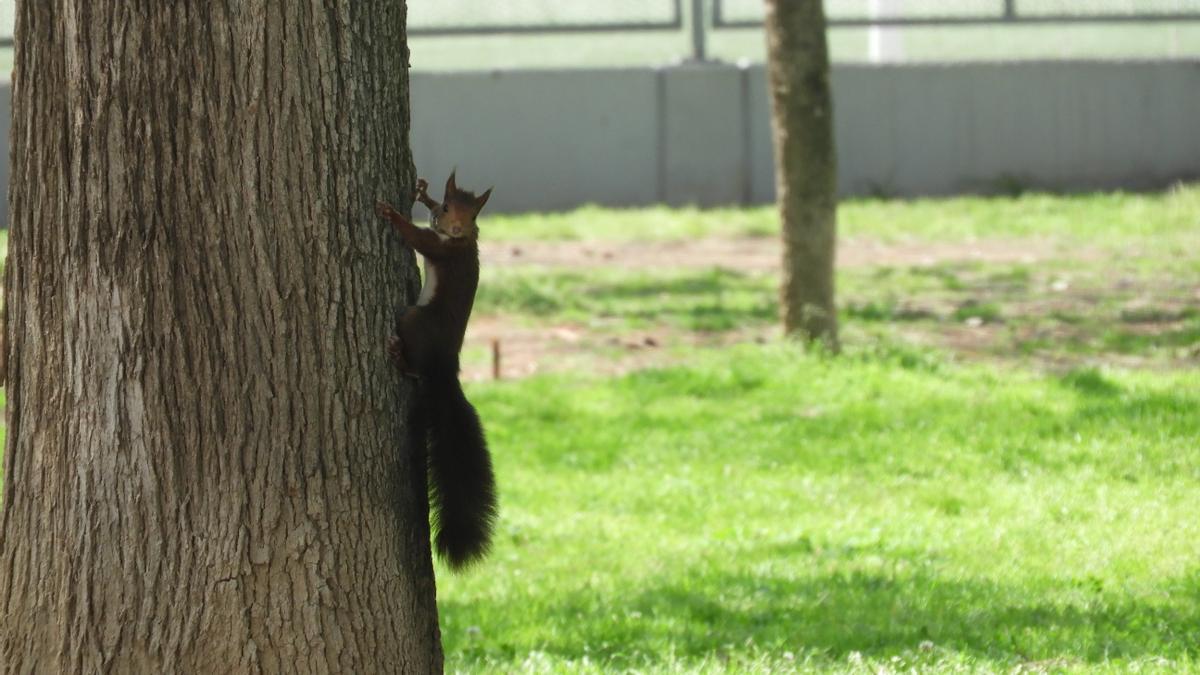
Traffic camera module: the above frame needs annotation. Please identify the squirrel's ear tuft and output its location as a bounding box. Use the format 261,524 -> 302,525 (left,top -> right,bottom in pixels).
445,170 -> 458,197
474,187 -> 493,214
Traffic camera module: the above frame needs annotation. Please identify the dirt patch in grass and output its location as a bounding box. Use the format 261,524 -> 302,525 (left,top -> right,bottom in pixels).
463,236 -> 1194,381
463,317 -> 775,382
482,235 -> 1084,273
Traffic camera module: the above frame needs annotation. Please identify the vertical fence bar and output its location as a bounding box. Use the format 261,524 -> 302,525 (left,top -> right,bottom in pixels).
1004,0 -> 1017,20
737,62 -> 754,205
690,0 -> 707,61
655,67 -> 669,202
869,0 -> 906,63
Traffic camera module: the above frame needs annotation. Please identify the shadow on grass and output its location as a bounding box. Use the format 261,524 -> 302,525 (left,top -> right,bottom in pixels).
588,270 -> 757,300
445,566 -> 1200,667
479,268 -> 778,331
1071,390 -> 1200,437
631,572 -> 1198,661
1102,321 -> 1200,354
843,299 -> 939,323
1060,367 -> 1123,397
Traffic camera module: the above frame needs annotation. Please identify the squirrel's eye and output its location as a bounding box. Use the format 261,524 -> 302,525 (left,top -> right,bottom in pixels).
442,204 -> 449,212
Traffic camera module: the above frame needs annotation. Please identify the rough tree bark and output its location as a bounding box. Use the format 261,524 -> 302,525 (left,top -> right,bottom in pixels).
0,2 -> 443,672
764,0 -> 840,347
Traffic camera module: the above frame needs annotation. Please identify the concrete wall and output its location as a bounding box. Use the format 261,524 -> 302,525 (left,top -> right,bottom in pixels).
2,61 -> 1198,224
409,61 -> 1200,213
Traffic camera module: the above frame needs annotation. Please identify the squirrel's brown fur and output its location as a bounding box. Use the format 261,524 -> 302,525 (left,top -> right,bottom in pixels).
375,172 -> 496,570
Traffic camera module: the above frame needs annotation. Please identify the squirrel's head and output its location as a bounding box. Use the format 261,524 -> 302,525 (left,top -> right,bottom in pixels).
431,171 -> 492,240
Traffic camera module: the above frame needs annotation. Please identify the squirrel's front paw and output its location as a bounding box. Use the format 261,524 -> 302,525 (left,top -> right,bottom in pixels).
375,200 -> 396,218
416,178 -> 429,194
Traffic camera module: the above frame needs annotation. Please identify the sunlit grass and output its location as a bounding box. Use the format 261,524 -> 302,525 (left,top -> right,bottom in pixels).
440,344 -> 1200,672
445,188 -> 1199,670
483,184 -> 1200,256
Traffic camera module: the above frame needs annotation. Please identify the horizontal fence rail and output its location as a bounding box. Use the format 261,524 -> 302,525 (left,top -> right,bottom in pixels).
715,0 -> 1200,27
408,0 -> 683,36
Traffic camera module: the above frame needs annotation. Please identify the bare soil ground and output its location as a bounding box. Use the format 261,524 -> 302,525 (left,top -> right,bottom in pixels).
480,235 -> 1073,273
462,235 -> 1193,381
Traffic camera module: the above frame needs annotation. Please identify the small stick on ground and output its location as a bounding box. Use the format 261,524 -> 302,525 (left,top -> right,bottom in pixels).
492,339 -> 502,380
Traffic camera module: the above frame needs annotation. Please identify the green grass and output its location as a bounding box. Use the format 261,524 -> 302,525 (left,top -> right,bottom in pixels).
836,187 -> 1200,255
483,205 -> 779,243
448,188 -> 1199,670
483,185 -> 1200,252
440,344 -> 1200,672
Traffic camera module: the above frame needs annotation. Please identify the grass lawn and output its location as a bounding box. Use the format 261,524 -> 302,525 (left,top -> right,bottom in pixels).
441,188 -> 1200,672
482,186 -> 1200,246
444,346 -> 1200,672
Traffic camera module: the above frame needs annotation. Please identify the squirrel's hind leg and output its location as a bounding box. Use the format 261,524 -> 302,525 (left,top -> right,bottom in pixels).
387,333 -> 419,378
390,305 -> 428,378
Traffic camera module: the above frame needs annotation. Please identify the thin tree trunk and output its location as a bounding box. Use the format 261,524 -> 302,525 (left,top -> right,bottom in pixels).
764,0 -> 840,347
0,2 -> 442,672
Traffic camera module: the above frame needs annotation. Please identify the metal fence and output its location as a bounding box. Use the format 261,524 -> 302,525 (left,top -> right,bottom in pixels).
400,0 -> 1200,66
2,1 -> 1199,61
715,0 -> 1200,27
403,0 -> 1200,35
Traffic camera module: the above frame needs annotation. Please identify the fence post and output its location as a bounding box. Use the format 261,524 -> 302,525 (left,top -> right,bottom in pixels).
868,0 -> 905,63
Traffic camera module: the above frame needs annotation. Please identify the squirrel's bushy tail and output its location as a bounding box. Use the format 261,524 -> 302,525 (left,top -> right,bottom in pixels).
419,357 -> 497,570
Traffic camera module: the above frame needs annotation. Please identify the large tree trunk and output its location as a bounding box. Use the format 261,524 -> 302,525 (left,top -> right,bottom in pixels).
764,0 -> 839,347
0,2 -> 442,671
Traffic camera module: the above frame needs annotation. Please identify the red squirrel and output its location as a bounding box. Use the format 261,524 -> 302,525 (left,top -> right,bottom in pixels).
375,172 -> 496,570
